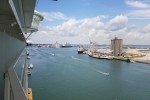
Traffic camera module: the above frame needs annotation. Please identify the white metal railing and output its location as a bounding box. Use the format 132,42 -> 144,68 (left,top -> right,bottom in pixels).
4,51 -> 31,100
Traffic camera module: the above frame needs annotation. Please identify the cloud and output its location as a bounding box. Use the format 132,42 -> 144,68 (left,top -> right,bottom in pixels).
126,1 -> 150,8
30,15 -> 109,44
106,15 -> 128,31
125,1 -> 150,19
41,12 -> 71,21
124,31 -> 150,45
30,13 -> 150,45
141,24 -> 150,33
127,9 -> 150,19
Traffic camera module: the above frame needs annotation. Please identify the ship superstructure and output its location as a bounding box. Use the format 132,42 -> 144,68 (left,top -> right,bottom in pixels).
0,0 -> 43,100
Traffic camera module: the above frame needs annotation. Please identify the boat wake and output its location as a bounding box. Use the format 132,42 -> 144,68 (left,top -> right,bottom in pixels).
71,56 -> 109,76
71,56 -> 94,63
71,56 -> 82,61
95,70 -> 109,76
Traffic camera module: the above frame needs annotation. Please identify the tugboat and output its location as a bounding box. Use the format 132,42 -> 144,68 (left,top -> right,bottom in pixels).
77,47 -> 85,54
78,47 -> 87,54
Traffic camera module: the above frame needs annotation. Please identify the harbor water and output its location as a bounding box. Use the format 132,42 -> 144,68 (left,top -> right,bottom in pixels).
16,47 -> 150,100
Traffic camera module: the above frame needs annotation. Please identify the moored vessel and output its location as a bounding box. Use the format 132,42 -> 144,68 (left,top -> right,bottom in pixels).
77,48 -> 84,53
61,43 -> 72,48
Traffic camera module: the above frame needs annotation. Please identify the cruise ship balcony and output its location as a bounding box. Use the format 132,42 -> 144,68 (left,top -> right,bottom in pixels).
0,0 -> 43,100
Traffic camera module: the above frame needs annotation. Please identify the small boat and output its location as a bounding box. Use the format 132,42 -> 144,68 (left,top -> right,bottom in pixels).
30,64 -> 33,69
28,64 -> 33,69
77,47 -> 85,54
101,56 -> 109,59
130,60 -> 135,63
105,73 -> 109,76
28,64 -> 33,75
27,56 -> 30,59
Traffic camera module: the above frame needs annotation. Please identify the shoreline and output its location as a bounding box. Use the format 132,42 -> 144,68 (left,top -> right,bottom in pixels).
127,48 -> 150,64
80,48 -> 150,64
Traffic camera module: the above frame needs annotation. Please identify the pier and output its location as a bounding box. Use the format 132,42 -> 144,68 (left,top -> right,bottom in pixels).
77,48 -> 150,64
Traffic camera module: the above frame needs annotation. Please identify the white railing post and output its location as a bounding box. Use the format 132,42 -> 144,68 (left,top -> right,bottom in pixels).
4,72 -> 11,100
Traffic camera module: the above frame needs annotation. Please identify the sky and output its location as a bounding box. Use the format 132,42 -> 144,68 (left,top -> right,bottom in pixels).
30,0 -> 150,45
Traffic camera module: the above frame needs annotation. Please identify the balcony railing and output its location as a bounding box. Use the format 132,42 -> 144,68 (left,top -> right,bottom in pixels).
4,50 -> 32,100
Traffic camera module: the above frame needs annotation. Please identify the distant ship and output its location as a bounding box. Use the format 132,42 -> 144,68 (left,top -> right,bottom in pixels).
61,43 -> 72,48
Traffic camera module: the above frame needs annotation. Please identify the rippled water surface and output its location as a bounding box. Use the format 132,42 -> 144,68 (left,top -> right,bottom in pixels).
17,47 -> 150,100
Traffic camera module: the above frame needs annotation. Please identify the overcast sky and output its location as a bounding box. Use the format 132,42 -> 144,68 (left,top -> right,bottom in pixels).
30,0 -> 150,45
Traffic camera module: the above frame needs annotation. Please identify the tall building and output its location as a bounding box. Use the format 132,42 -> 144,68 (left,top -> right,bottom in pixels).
111,37 -> 123,56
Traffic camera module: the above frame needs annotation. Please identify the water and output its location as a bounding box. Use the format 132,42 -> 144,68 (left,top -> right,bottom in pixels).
17,47 -> 150,100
